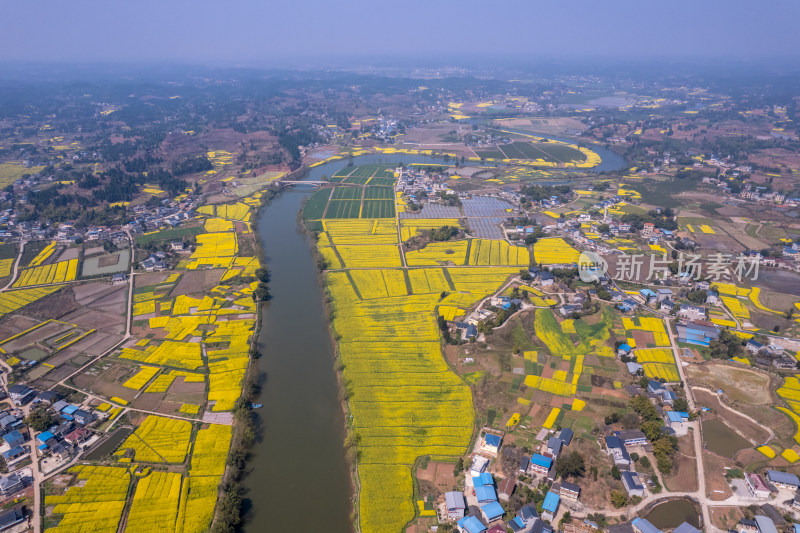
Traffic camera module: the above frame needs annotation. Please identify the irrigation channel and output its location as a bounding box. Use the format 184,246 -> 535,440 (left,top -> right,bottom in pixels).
243,146 -> 628,531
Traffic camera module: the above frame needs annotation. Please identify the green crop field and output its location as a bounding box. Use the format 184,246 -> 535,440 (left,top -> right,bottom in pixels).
135,225 -> 204,245
364,187 -> 393,199
325,200 -> 362,218
361,200 -> 395,218
302,188 -> 333,220
331,187 -> 363,200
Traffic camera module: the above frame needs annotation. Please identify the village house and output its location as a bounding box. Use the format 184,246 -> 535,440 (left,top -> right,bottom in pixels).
604,436 -> 631,466
745,473 -> 771,498
632,518 -> 662,533
541,491 -> 560,522
622,471 -> 645,497
445,491 -> 466,519
678,304 -> 706,322
457,515 -> 487,533
559,481 -> 581,502
666,411 -> 690,436
617,429 -> 647,447
498,477 -> 516,502
529,453 -> 553,476
481,432 -> 503,455
765,470 -> 800,490
676,321 -> 720,347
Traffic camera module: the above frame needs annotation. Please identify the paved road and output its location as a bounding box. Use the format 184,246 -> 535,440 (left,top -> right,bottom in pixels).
0,241 -> 25,292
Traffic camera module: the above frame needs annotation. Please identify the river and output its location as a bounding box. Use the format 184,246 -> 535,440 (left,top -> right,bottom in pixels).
244,188 -> 353,532
243,145 -> 627,531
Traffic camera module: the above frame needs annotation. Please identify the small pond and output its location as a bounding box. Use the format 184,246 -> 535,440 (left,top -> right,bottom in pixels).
644,498 -> 700,529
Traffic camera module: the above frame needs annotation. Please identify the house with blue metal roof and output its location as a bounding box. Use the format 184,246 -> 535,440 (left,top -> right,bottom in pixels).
457,515 -> 487,533
666,411 -> 690,436
475,485 -> 498,503
632,517 -> 662,533
36,431 -> 55,443
61,404 -> 79,415
529,453 -> 553,475
1,446 -> 27,464
673,522 -> 700,533
677,322 -> 719,346
473,472 -> 493,487
483,433 -> 502,454
541,491 -> 560,521
639,288 -> 657,302
480,501 -> 505,523
2,430 -> 24,448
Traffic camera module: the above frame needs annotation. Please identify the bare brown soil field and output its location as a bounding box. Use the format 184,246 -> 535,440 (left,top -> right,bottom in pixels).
0,314 -> 39,339
61,308 -> 124,333
57,247 -> 81,262
662,435 -> 699,493
702,451 -> 734,500
710,506 -> 743,530
71,360 -> 139,402
73,282 -> 114,302
685,362 -> 771,405
23,289 -> 81,320
416,461 -> 458,493
135,272 -> 169,286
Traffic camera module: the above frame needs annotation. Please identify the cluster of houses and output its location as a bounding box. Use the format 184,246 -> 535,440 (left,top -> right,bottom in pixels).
1,384 -> 97,467
451,427 -> 579,533
395,167 -> 454,201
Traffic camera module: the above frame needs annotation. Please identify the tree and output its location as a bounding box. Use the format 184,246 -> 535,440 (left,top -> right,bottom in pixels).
26,408 -> 54,432
610,465 -> 621,480
672,397 -> 690,412
555,451 -> 585,479
454,457 -> 464,476
253,284 -> 270,301
639,456 -> 651,469
641,420 -> 665,442
255,267 -> 270,283
610,490 -> 628,508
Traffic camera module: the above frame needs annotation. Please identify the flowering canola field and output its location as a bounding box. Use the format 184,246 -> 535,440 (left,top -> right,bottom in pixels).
315,207 -> 522,532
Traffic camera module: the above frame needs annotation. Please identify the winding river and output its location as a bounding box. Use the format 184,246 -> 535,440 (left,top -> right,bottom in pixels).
243,145 -> 628,531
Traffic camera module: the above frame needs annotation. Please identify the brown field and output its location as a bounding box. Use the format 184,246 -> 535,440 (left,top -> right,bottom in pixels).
71,359 -> 140,402
135,272 -> 170,286
702,451 -> 734,500
685,362 -> 771,404
661,435 -> 698,492
171,269 -> 224,296
710,507 -> 743,530
415,461 -> 458,493
693,388 -> 770,443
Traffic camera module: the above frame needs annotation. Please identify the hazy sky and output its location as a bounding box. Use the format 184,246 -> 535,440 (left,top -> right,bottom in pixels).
3,0 -> 799,65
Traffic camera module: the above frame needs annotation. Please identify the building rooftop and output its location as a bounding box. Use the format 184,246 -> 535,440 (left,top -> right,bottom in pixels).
766,470 -> 800,486
673,522 -> 700,533
457,515 -> 487,533
445,491 -> 466,510
484,433 -> 502,448
632,517 -> 662,533
542,491 -> 560,513
481,501 -> 505,521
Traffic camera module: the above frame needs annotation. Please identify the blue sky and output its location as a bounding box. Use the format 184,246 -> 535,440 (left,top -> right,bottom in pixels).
2,0 -> 799,65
